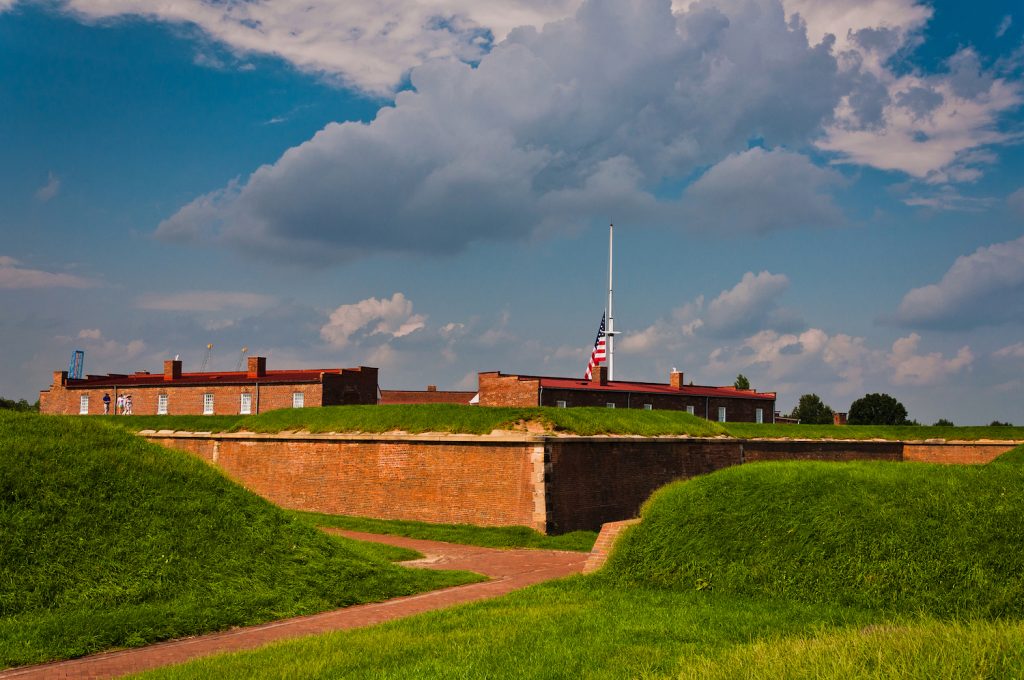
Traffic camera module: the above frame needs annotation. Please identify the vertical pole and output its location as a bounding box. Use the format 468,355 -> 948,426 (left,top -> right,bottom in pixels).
607,223 -> 614,381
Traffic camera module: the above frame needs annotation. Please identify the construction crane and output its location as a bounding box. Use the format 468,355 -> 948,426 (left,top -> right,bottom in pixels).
199,343 -> 213,372
235,346 -> 249,372
68,350 -> 84,379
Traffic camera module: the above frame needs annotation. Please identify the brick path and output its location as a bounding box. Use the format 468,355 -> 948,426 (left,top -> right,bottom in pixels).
0,531 -> 587,680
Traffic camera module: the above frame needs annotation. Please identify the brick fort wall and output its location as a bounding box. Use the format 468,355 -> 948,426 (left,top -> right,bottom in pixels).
143,433 -> 1022,533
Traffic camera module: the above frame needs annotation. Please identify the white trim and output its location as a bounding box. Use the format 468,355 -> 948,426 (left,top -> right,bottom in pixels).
203,393 -> 214,415
718,406 -> 727,422
157,394 -> 168,415
79,394 -> 89,415
756,408 -> 763,424
292,391 -> 304,409
686,405 -> 695,415
240,392 -> 252,415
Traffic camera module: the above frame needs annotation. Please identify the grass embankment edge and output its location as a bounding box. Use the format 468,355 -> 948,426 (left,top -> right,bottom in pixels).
107,404 -> 1024,440
295,512 -> 598,552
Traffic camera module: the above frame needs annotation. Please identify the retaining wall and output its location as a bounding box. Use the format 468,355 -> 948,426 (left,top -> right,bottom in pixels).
142,432 -> 1020,534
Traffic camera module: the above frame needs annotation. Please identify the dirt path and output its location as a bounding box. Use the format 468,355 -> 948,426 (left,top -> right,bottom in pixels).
0,531 -> 587,680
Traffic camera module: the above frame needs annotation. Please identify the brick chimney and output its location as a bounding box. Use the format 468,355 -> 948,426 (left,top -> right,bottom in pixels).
427,385 -> 437,392
670,370 -> 685,389
164,359 -> 182,381
247,356 -> 267,378
53,370 -> 68,387
591,365 -> 608,386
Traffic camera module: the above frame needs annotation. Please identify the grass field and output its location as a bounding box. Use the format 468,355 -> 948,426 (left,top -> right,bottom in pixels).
0,411 -> 481,668
136,455 -> 1024,679
295,511 -> 598,552
107,404 -> 1024,440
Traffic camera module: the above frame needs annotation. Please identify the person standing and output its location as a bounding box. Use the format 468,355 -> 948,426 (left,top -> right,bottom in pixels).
102,393 -> 111,415
116,394 -> 125,415
123,394 -> 133,416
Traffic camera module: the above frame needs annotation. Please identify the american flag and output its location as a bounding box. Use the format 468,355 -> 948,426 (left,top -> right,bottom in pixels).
584,313 -> 607,379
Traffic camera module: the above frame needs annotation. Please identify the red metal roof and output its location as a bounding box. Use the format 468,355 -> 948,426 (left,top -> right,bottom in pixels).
534,375 -> 776,401
66,368 -> 356,388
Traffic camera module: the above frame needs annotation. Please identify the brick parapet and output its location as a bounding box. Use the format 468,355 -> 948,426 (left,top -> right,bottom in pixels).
139,432 -> 1023,534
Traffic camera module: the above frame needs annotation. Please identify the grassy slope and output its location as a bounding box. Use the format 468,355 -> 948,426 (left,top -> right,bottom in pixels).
296,511 -> 597,552
137,581 -> 876,680
992,443 -> 1024,464
140,455 -> 1024,679
0,412 -> 480,668
607,461 -> 1024,618
110,405 -> 1024,440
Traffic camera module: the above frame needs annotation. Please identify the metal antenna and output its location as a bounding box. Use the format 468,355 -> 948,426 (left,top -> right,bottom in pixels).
235,346 -> 249,372
200,343 -> 213,372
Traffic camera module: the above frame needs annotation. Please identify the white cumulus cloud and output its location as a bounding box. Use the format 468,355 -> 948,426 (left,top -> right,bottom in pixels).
890,235 -> 1024,329
155,0 -> 848,264
887,333 -> 973,385
320,292 -> 426,348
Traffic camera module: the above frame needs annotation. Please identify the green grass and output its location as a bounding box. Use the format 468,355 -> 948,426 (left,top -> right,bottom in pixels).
0,411 -> 480,668
106,405 -> 1024,440
135,455 -> 1024,679
294,511 -> 598,552
113,404 -> 728,437
606,461 -> 1024,618
676,619 -> 1024,679
135,581 -> 877,680
992,443 -> 1024,464
726,422 -> 1024,441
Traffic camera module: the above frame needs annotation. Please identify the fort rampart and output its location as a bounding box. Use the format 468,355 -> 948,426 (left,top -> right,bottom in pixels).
142,432 -> 1019,534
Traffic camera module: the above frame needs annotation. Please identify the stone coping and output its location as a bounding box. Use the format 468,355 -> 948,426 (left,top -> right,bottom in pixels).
136,430 -> 1023,446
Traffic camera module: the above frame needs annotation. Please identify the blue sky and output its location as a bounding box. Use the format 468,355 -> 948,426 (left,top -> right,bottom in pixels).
1,0 -> 1022,424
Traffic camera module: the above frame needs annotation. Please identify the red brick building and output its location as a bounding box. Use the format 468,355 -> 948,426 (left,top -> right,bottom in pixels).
478,366 -> 776,423
39,357 -> 378,416
379,385 -> 477,405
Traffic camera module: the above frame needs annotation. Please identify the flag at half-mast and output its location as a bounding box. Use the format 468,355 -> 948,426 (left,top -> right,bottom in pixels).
584,313 -> 607,380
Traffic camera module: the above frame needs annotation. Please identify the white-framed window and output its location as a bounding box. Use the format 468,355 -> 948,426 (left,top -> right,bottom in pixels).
756,408 -> 764,424
79,394 -> 89,415
292,391 -> 304,408
686,405 -> 695,415
556,400 -> 567,408
240,392 -> 252,415
718,406 -> 727,422
606,402 -> 616,409
643,404 -> 653,410
157,394 -> 168,415
203,393 -> 214,415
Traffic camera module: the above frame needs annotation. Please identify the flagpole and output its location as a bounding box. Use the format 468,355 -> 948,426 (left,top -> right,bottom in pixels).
607,223 -> 615,381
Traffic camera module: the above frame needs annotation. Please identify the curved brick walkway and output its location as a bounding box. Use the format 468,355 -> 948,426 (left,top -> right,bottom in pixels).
0,531 -> 587,680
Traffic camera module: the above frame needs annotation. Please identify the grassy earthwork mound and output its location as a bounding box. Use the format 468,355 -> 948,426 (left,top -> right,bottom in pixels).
606,460 -> 1024,619
112,404 -> 1024,439
0,411 -> 480,668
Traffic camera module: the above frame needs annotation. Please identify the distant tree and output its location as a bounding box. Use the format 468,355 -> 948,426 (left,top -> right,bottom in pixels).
990,420 -> 1014,427
848,393 -> 909,425
934,418 -> 954,427
789,394 -> 835,425
734,374 -> 751,390
0,397 -> 37,412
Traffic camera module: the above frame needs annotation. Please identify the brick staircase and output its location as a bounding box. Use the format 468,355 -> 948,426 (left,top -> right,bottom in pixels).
583,518 -> 641,573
